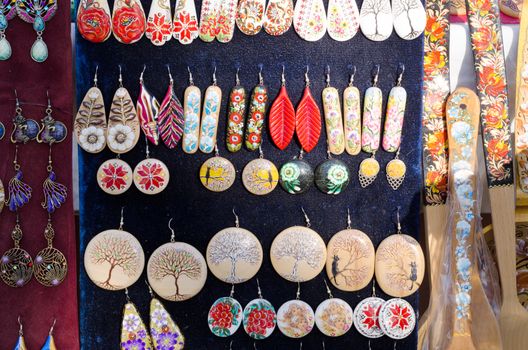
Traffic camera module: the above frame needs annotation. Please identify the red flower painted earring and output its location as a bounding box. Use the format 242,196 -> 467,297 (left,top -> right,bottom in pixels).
133,137 -> 170,195
77,0 -> 112,43
111,0 -> 146,44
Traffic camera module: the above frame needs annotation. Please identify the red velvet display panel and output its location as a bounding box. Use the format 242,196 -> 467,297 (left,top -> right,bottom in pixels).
0,3 -> 79,349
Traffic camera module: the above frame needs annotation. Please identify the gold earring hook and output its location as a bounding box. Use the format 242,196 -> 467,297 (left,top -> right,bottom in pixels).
301,207 -> 311,228
168,218 -> 176,242
232,208 -> 240,228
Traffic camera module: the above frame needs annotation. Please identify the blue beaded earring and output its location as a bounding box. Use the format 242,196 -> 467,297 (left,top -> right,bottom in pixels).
16,0 -> 57,62
0,0 -> 16,60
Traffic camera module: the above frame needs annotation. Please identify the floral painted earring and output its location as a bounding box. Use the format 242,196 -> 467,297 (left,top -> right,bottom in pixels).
137,65 -> 160,146
327,0 -> 360,41
133,137 -> 170,195
293,0 -> 327,41
245,67 -> 268,152
96,155 -> 133,195
343,66 -> 362,156
146,0 -> 172,45
199,67 -> 222,153
226,68 -> 247,153
173,0 -> 199,44
40,319 -> 57,350
263,0 -> 293,36
182,67 -> 202,154
121,289 -> 154,350
0,0 -> 16,60
353,280 -> 385,339
157,66 -> 185,149
198,0 -> 221,42
236,0 -> 266,35
216,0 -> 237,43
279,149 -> 314,195
314,279 -> 354,337
76,0 -> 112,43
243,279 -> 277,340
111,0 -> 146,44
16,0 -> 57,62
315,147 -> 350,195
322,65 -> 345,155
13,317 -> 28,350
147,283 -> 185,349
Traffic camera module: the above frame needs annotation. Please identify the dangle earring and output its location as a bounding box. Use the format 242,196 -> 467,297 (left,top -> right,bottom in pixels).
40,319 -> 57,350
314,279 -> 354,337
147,218 -> 207,301
157,66 -> 185,149
322,65 -> 345,155
147,282 -> 185,349
173,0 -> 199,44
315,145 -> 350,195
392,0 -> 425,40
326,209 -> 375,291
198,0 -> 221,42
327,0 -> 360,41
245,66 -> 268,151
296,66 -> 321,153
277,282 -> 315,338
182,67 -> 202,154
354,280 -> 385,339
242,145 -> 279,195
199,67 -> 222,153
293,0 -> 327,41
96,155 -> 133,195
269,65 -> 295,150
226,67 -> 247,153
215,0 -> 237,42
359,65 -> 383,188
146,0 -> 172,45
16,0 -> 57,62
76,0 -> 112,43
13,317 -> 28,350
0,213 -> 33,287
137,65 -> 160,146
75,67 -> 107,154
344,66 -> 362,155
383,64 -> 407,190
111,0 -> 146,44
263,0 -> 294,36
359,0 -> 393,41
236,0 -> 266,36
120,289 -> 154,350
243,279 -> 277,339
199,145 -> 236,192
84,208 -> 145,290
279,149 -> 314,195
133,136 -> 170,195
0,0 -> 16,60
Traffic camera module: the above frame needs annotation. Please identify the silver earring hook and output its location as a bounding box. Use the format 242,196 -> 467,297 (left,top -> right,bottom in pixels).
118,65 -> 123,87
372,279 -> 377,297
347,208 -> 352,229
229,341 -> 233,350
397,63 -> 405,86
301,207 -> 311,228
394,341 -> 397,350
235,67 -> 240,86
373,65 -> 380,87
349,65 -> 356,86
18,316 -> 23,336
396,207 -> 402,234
145,280 -> 154,298
322,341 -> 326,350
140,65 -> 146,84
187,66 -> 194,86
14,89 -> 20,109
368,340 -> 372,350
230,283 -> 235,297
212,66 -> 217,86
48,319 -> 57,336
300,342 -> 303,350
298,148 -> 304,160
256,278 -> 263,298
326,65 -> 331,87
258,145 -> 264,159
46,90 -> 51,109
168,218 -> 176,242
214,143 -> 220,157
167,65 -> 173,85
323,278 -> 333,299
258,65 -> 264,85
305,66 -> 310,86
119,207 -> 125,230
125,288 -> 131,303
94,66 -> 99,87
254,342 -> 258,350
232,208 -> 240,227
281,65 -> 286,86
296,282 -> 301,300
144,135 -> 150,159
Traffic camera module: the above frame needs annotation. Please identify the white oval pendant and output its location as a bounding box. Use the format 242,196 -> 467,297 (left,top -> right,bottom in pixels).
208,296 -> 244,337
277,299 -> 315,338
315,298 -> 354,337
97,158 -> 133,195
133,158 -> 170,195
243,298 -> 277,339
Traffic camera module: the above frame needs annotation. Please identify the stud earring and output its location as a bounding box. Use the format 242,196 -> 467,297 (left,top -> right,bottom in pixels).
0,0 -> 16,60
13,317 -> 28,350
16,0 -> 57,62
40,319 -> 57,350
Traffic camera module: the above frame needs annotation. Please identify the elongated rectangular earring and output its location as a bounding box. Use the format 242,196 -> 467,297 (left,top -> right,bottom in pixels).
16,0 -> 57,62
182,67 -> 202,154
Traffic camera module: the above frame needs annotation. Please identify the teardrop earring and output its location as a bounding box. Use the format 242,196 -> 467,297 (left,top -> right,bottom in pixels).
269,65 -> 295,151
12,317 -> 28,350
16,0 -> 57,62
0,0 -> 16,60
147,282 -> 185,349
120,289 -> 154,349
76,0 -> 112,43
111,0 -> 146,44
40,319 -> 57,350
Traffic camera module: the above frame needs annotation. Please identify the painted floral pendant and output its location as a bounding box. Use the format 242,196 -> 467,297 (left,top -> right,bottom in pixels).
359,157 -> 380,188
269,83 -> 295,150
150,298 -> 185,349
84,229 -> 145,290
375,234 -> 425,297
146,0 -> 172,46
343,82 -> 361,156
133,158 -> 170,195
327,0 -> 360,41
279,159 -> 314,194
296,81 -> 321,153
97,158 -> 133,195
157,73 -> 185,149
199,0 -> 221,42
75,83 -> 107,153
216,0 -> 238,42
315,158 -> 350,195
137,71 -> 160,146
182,83 -> 202,154
359,0 -> 393,41
263,0 -> 294,36
207,227 -> 263,284
199,156 -> 236,192
77,0 -> 112,43
236,0 -> 265,35
208,296 -> 243,337
226,84 -> 247,152
173,0 -> 199,44
326,229 -> 375,291
199,85 -> 222,153
386,158 -> 406,190
362,86 -> 383,154
147,241 -> 207,301
293,0 -> 327,41
111,0 -> 146,44
322,85 -> 345,155
378,298 -> 416,339
277,300 -> 315,338
243,298 -> 277,339
245,83 -> 268,151
242,158 -> 279,195
107,86 -> 140,154
392,0 -> 425,40
120,302 -> 153,350
270,226 -> 327,282
315,298 -> 354,337
353,296 -> 385,338
382,86 -> 407,152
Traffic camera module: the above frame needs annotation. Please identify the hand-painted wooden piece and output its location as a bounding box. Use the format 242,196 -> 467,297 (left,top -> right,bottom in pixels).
120,302 -> 153,350
226,85 -> 247,152
279,159 -> 314,194
383,86 -> 407,152
107,86 -> 140,154
327,0 -> 360,41
362,86 -> 383,154
293,0 -> 327,41
84,229 -> 145,290
97,158 -> 133,195
359,0 -> 393,41
450,0 -> 466,14
199,156 -> 236,192
245,84 -> 268,151
322,86 -> 345,155
173,0 -> 199,44
277,300 -> 315,338
315,159 -> 350,195
199,0 -> 221,42
386,158 -> 406,190
199,86 -> 222,153
243,298 -> 277,339
137,75 -> 160,146
150,298 -> 185,349
378,298 -> 416,339
207,227 -> 263,283
326,229 -> 375,291
517,4 -> 528,193
133,158 -> 170,194
75,86 -> 107,153
270,226 -> 327,282
147,242 -> 207,301
296,84 -> 321,152
111,0 -> 146,44
269,85 -> 296,150
236,0 -> 266,35
354,296 -> 385,338
216,0 -> 238,42
392,0 -> 425,40
157,79 -> 185,149
358,157 -> 380,188
77,0 -> 112,43
146,0 -> 172,46
208,296 -> 243,337
264,0 -> 294,36
343,85 -> 362,155
242,158 -> 279,195
500,0 -> 521,18
315,298 -> 354,337
182,85 -> 201,153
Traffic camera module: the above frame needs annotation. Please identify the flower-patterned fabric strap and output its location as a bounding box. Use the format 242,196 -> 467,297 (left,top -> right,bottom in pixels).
422,0 -> 450,205
466,0 -> 513,187
515,3 -> 528,194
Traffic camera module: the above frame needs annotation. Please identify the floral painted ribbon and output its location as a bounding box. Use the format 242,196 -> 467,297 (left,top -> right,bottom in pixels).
422,0 -> 450,205
466,0 -> 513,187
515,3 -> 528,193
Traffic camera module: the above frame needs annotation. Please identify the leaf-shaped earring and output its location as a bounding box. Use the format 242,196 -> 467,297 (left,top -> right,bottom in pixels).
157,66 -> 185,149
264,0 -> 294,36
359,0 -> 393,41
293,0 -> 327,41
216,0 -> 238,43
0,0 -> 16,60
343,66 -> 362,155
13,317 -> 28,350
327,0 -> 360,41
148,283 -> 185,349
16,0 -> 57,62
245,67 -> 268,151
121,289 -> 154,350
226,68 -> 247,153
392,0 -> 425,40
199,67 -> 223,153
146,0 -> 172,46
137,66 -> 160,146
322,66 -> 345,155
269,66 -> 295,150
182,67 -> 202,154
296,67 -> 321,153
40,319 -> 58,350
76,0 -> 112,43
133,137 -> 170,195
75,67 -> 107,154
112,0 -> 146,44
173,0 -> 199,44
236,0 -> 266,35
108,66 -> 140,154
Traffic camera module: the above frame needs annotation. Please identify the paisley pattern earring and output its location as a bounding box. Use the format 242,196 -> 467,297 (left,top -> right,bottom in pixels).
226,68 -> 247,153
12,317 -> 28,350
263,0 -> 293,36
353,280 -> 385,339
76,0 -> 112,43
147,218 -> 207,301
147,283 -> 185,349
173,0 -> 199,44
16,0 -> 57,62
245,67 -> 268,152
0,0 -> 16,60
322,66 -> 345,155
314,279 -> 354,337
133,137 -> 170,195
243,279 -> 277,340
111,0 -> 146,44
182,67 -> 202,154
343,66 -> 362,155
242,146 -> 279,195
137,65 -> 160,146
121,289 -> 154,350
269,66 -> 295,151
277,283 -> 315,338
40,319 -> 58,350
199,67 -> 222,153
157,66 -> 185,149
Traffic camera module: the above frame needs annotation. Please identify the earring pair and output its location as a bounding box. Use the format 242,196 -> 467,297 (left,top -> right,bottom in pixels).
13,317 -> 57,350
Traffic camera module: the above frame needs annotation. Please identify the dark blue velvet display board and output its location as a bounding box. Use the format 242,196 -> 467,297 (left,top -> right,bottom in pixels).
76,2 -> 423,349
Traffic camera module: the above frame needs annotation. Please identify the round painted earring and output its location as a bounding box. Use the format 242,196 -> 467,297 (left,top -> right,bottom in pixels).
279,149 -> 314,195
353,280 -> 385,339
315,149 -> 350,195
378,297 -> 416,339
133,137 -> 170,195
147,219 -> 207,301
277,283 -> 315,338
242,146 -> 279,195
97,157 -> 133,195
314,279 -> 354,337
243,279 -> 277,340
200,145 -> 237,192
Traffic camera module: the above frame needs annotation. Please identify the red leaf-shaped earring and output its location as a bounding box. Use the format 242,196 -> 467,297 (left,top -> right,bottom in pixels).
269,66 -> 296,150
157,66 -> 185,149
296,67 -> 321,153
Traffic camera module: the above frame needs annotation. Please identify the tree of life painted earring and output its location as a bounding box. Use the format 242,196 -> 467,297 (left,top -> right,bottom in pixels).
243,279 -> 277,340
16,0 -> 57,62
383,64 -> 407,190
0,0 -> 16,60
314,279 -> 354,337
354,279 -> 385,339
277,282 -> 315,338
242,145 -> 279,195
133,136 -> 170,195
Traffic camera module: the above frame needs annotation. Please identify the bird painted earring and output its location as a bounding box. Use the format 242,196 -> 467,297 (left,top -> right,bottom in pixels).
16,0 -> 57,62
242,146 -> 279,195
12,317 -> 28,350
0,0 -> 16,60
40,319 -> 58,350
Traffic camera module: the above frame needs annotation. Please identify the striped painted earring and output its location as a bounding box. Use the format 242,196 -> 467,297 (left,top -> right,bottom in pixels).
40,320 -> 58,350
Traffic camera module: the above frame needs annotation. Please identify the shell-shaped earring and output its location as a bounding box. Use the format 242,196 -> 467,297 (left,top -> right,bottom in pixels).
40,319 -> 58,350
12,317 -> 28,350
